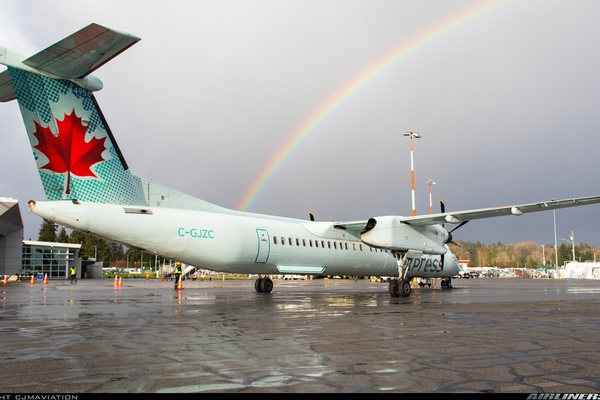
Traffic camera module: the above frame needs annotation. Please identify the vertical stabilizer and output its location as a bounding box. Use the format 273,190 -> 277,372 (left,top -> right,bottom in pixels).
1,23 -> 148,205
9,67 -> 147,205
2,23 -> 234,214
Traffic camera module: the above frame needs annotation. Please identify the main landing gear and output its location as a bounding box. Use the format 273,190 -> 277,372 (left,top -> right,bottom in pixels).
254,276 -> 273,293
388,278 -> 411,298
388,250 -> 417,298
440,277 -> 453,289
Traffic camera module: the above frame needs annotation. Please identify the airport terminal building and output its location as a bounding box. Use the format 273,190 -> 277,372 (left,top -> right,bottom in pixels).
1,197 -> 83,279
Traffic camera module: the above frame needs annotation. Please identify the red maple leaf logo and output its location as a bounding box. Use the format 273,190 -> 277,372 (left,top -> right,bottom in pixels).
32,109 -> 106,195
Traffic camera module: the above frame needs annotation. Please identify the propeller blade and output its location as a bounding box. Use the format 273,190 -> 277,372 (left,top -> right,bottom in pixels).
449,220 -> 469,234
440,199 -> 446,228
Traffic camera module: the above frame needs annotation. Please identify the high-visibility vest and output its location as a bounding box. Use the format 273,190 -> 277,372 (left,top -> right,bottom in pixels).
174,265 -> 181,275
70,267 -> 76,275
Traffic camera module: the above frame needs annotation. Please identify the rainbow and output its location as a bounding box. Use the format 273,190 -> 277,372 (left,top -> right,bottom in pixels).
238,0 -> 509,211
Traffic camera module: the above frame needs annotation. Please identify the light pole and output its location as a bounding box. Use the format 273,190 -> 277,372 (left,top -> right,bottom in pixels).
553,202 -> 559,269
561,232 -> 576,261
403,131 -> 421,216
126,250 -> 131,270
541,244 -> 545,266
570,231 -> 576,261
427,179 -> 436,214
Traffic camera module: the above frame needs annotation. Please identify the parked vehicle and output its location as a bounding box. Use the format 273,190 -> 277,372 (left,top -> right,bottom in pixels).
514,269 -> 531,278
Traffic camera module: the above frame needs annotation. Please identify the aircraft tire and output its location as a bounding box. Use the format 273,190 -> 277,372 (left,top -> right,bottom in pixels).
254,278 -> 263,293
260,277 -> 273,293
400,280 -> 412,297
388,279 -> 400,297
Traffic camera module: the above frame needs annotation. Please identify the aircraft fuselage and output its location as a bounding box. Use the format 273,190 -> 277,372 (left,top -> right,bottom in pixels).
29,200 -> 460,279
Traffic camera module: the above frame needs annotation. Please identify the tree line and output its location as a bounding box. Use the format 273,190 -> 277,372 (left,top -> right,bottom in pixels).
35,220 -> 599,270
449,239 -> 600,268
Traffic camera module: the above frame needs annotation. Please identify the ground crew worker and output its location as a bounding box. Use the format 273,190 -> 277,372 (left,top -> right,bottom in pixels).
173,262 -> 182,289
69,266 -> 77,284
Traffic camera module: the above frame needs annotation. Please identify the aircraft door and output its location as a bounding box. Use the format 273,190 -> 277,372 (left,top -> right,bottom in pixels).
255,228 -> 270,264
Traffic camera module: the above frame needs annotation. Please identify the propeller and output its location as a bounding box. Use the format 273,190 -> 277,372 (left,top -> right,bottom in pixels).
439,199 -> 472,271
440,198 -> 469,245
446,220 -> 469,247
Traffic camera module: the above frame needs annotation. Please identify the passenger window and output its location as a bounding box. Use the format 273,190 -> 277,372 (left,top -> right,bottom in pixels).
309,240 -> 313,247
359,244 -> 363,251
288,238 -> 293,246
321,240 -> 325,247
303,239 -> 306,246
274,237 -> 278,245
281,237 -> 285,245
328,241 -> 331,249
296,238 -> 300,246
334,242 -> 337,249
315,240 -> 319,248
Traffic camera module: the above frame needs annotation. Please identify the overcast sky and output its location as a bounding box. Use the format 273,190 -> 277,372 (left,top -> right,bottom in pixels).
1,0 -> 600,249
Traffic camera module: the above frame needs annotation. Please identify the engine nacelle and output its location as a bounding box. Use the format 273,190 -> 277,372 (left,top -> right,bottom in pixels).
360,216 -> 448,255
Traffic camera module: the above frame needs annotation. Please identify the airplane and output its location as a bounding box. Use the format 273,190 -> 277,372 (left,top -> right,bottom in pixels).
3,23 -> 600,298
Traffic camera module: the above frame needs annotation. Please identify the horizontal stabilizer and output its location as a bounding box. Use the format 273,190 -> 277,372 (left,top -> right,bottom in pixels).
23,23 -> 141,79
0,70 -> 15,102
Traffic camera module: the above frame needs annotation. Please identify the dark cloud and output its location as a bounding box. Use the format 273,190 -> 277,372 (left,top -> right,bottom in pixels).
2,0 -> 600,248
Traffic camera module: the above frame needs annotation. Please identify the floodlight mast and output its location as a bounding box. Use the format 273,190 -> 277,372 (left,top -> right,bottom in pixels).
427,179 -> 436,214
403,131 -> 421,216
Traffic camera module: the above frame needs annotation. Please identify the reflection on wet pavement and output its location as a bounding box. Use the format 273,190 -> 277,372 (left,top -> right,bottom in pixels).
1,278 -> 599,393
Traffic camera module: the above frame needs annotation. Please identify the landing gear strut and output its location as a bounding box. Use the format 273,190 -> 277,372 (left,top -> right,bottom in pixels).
254,276 -> 273,293
389,249 -> 421,298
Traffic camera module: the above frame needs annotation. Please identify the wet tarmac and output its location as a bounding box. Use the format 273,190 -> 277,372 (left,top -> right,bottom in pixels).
1,277 -> 600,393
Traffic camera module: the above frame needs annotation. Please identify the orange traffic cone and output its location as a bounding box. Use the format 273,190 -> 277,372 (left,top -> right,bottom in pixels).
3,276 -> 8,284
146,273 -> 149,281
114,275 -> 118,286
222,274 -> 225,281
118,277 -> 123,286
177,277 -> 183,290
44,274 -> 48,284
30,275 -> 35,284
161,275 -> 165,282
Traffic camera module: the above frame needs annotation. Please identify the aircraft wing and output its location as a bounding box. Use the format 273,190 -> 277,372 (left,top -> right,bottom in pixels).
332,195 -> 600,231
23,23 -> 140,79
402,195 -> 600,226
333,220 -> 370,231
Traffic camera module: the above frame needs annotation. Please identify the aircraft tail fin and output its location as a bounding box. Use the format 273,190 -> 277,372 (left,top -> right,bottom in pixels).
2,23 -> 234,213
1,23 -> 150,205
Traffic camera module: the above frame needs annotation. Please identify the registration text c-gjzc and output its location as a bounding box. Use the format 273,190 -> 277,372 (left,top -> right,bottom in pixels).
178,228 -> 215,239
